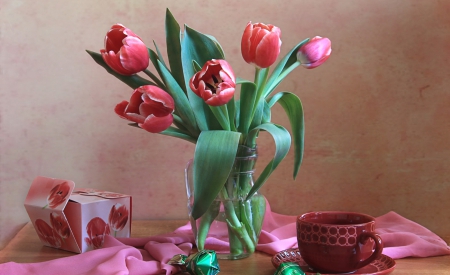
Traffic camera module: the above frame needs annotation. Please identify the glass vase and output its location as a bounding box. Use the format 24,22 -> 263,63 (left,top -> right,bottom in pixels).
185,145 -> 266,260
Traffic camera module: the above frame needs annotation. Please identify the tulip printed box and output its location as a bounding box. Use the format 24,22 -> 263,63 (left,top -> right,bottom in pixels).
24,176 -> 132,253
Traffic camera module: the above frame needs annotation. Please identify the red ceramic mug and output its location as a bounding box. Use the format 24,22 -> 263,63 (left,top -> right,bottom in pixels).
297,211 -> 383,274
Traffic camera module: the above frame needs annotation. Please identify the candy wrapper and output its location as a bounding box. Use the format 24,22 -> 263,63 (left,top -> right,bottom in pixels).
168,250 -> 220,275
274,262 -> 305,275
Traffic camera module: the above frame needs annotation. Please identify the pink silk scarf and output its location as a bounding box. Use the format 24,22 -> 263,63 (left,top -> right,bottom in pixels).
1,203 -> 449,275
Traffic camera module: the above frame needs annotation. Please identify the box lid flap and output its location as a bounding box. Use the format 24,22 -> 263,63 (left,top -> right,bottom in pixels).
25,176 -> 75,211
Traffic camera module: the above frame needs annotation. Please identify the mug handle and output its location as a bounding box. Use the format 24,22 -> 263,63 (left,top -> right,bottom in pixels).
356,232 -> 383,269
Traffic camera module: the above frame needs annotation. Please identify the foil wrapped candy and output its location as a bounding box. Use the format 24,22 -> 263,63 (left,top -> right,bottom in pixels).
273,262 -> 306,275
168,250 -> 220,275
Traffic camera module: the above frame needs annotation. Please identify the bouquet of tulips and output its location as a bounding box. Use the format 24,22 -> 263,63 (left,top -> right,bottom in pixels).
87,9 -> 331,255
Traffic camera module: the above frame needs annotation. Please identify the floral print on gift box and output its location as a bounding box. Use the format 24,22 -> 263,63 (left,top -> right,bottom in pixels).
34,212 -> 71,249
85,217 -> 111,249
46,181 -> 71,209
50,212 -> 71,240
35,219 -> 63,248
108,203 -> 129,234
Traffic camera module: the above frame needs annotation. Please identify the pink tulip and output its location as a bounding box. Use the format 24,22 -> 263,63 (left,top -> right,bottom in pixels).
241,22 -> 281,68
100,24 -> 149,75
115,85 -> 174,133
189,59 -> 235,106
297,36 -> 332,69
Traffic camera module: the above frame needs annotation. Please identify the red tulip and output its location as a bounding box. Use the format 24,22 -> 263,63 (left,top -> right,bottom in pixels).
108,203 -> 129,232
100,24 -> 149,75
85,217 -> 110,249
189,59 -> 235,106
297,36 -> 332,69
115,85 -> 174,133
35,219 -> 62,248
241,22 -> 281,68
50,212 -> 71,239
47,181 -> 71,209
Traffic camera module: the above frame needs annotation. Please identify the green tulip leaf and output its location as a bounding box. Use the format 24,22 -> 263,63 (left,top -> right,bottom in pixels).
264,38 -> 310,97
181,25 -> 225,131
210,105 -> 231,131
147,48 -> 168,89
156,60 -> 200,136
268,92 -> 304,179
86,50 -> 154,89
165,9 -> 186,93
245,123 -> 291,200
192,60 -> 202,73
191,131 -> 241,219
262,100 -> 271,123
160,126 -> 197,144
153,41 -> 168,69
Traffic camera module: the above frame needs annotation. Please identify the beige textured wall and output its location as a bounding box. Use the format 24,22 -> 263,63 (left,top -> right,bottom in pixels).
1,0 -> 449,250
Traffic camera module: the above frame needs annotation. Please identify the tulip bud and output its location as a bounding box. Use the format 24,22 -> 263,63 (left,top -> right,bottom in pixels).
100,24 -> 149,75
189,59 -> 236,106
297,36 -> 331,69
241,22 -> 282,68
115,85 -> 174,133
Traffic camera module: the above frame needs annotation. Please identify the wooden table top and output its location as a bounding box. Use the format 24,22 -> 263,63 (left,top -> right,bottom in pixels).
1,220 -> 449,274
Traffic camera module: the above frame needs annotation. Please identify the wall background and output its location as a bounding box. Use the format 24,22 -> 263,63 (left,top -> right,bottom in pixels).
1,0 -> 449,250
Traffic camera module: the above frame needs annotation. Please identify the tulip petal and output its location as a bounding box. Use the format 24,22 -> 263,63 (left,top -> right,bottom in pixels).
120,37 -> 149,72
139,86 -> 175,111
114,101 -> 129,118
101,50 -> 134,75
105,26 -> 126,53
254,31 -> 282,69
241,22 -> 253,64
127,90 -> 144,113
124,112 -> 146,124
139,100 -> 170,117
217,60 -> 236,83
140,114 -> 174,133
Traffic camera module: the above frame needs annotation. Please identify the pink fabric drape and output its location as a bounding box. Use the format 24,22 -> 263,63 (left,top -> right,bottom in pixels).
1,203 -> 449,275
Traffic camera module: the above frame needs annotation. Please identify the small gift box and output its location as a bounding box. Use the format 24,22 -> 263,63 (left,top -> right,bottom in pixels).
24,176 -> 132,253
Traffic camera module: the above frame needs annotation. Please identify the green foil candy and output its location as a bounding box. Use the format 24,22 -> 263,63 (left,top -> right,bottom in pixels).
274,262 -> 305,275
167,250 -> 220,275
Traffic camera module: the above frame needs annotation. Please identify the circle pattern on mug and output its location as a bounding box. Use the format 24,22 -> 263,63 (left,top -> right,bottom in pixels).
299,224 -> 358,246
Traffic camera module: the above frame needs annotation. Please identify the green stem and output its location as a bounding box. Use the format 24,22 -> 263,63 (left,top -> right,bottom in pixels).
249,68 -> 269,126
209,105 -> 231,131
221,188 -> 255,253
265,61 -> 300,98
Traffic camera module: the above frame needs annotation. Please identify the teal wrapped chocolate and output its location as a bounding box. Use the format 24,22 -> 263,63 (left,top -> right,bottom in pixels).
274,262 -> 305,275
168,250 -> 220,275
